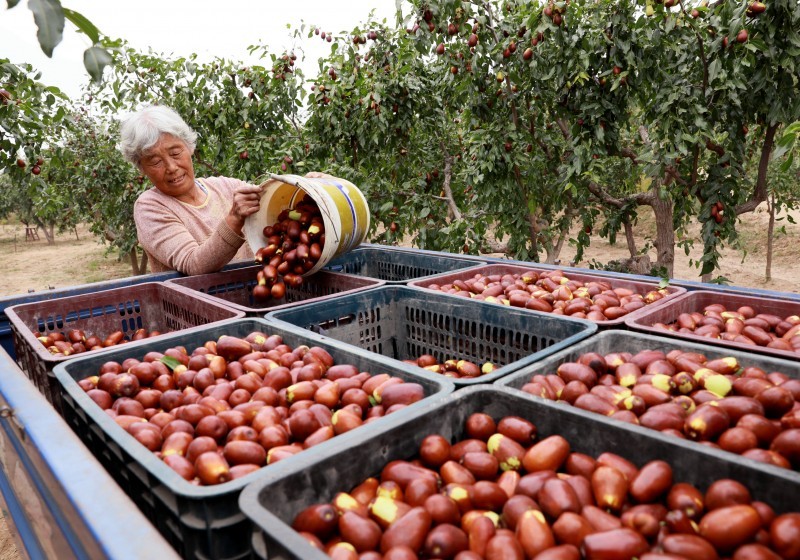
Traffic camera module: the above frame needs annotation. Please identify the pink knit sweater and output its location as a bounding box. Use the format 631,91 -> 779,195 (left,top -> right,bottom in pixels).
134,176 -> 255,275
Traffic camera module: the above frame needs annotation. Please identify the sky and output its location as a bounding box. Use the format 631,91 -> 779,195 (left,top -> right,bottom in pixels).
1,0 -> 402,99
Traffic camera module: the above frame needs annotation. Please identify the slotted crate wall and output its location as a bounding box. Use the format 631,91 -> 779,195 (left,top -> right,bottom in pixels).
267,286 -> 596,386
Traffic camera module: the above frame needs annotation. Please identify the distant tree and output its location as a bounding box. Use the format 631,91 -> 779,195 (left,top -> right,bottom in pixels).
0,58 -> 71,243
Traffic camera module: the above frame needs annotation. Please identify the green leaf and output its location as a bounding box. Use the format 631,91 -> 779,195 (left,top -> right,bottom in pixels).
159,355 -> 181,371
83,46 -> 113,83
780,152 -> 794,173
28,0 -> 65,57
7,0 -> 22,8
772,130 -> 797,160
708,58 -> 720,84
63,8 -> 100,43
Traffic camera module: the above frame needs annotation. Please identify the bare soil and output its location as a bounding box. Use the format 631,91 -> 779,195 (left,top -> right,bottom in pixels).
0,223 -> 132,298
1,206 -> 799,298
0,514 -> 18,560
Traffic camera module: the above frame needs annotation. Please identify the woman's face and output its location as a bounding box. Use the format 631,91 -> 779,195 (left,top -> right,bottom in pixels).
139,134 -> 196,201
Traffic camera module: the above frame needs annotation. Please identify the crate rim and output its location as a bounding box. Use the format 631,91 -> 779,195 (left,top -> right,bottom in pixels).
52,316 -> 455,499
323,246 -> 488,284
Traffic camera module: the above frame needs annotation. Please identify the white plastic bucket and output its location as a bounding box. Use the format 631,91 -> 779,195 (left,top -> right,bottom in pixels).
243,173 -> 371,275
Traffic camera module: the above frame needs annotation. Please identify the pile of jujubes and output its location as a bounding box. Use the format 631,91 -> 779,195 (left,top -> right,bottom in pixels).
291,412 -> 800,559
77,331 -> 425,486
423,270 -> 670,323
520,348 -> 800,470
252,197 -> 325,301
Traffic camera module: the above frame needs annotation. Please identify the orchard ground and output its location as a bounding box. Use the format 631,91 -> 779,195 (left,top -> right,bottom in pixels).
2,204 -> 799,298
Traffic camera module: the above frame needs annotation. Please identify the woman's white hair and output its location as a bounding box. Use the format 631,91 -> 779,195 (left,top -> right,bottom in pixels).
119,105 -> 198,166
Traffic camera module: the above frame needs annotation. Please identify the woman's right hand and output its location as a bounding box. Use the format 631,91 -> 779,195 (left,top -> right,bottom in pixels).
226,183 -> 264,235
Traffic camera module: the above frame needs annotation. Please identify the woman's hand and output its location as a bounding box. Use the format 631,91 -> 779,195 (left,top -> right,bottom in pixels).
226,183 -> 264,235
304,171 -> 337,179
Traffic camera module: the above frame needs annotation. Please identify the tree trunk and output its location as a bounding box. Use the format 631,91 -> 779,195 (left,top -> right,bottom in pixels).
766,194 -> 775,282
74,227 -> 80,241
527,211 -> 540,262
129,248 -> 149,276
546,228 -> 567,265
438,149 -> 461,221
624,220 -> 637,258
129,247 -> 141,276
35,218 -> 55,245
649,191 -> 675,277
140,250 -> 148,275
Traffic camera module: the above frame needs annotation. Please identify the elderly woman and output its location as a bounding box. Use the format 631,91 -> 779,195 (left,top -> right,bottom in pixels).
119,105 -> 263,275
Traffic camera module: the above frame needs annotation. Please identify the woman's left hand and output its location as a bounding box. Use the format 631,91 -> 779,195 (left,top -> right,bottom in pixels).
304,171 -> 336,179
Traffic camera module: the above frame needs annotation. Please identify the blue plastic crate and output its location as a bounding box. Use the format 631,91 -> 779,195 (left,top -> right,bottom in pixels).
0,270 -> 180,360
408,263 -> 686,328
167,266 -> 384,315
626,290 -> 800,361
497,330 -> 800,464
6,282 -> 243,410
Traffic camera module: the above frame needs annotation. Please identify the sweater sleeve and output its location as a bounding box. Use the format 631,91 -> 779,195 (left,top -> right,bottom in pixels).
134,190 -> 246,275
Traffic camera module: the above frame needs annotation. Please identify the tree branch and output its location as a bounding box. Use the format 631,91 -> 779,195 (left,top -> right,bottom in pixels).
735,123 -> 779,215
556,118 -> 571,141
195,157 -> 222,176
587,181 -> 654,208
624,220 -> 638,258
666,166 -> 687,186
638,126 -> 652,146
438,143 -> 462,221
481,238 -> 508,254
617,148 -> 639,164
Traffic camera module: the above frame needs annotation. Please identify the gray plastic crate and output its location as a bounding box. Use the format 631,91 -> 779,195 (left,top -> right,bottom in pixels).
167,266 -> 384,315
52,318 -> 453,560
239,385 -> 799,560
323,246 -> 485,283
265,286 -> 596,386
